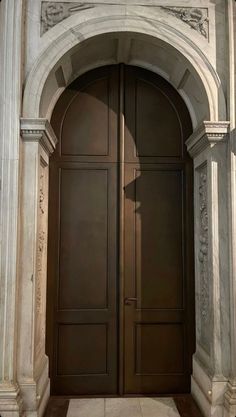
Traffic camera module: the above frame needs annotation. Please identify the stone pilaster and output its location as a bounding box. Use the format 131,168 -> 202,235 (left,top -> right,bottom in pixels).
186,121 -> 230,417
0,0 -> 24,416
223,2 -> 236,416
19,119 -> 57,417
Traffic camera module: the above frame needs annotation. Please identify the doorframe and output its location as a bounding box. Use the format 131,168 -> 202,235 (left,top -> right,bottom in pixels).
118,63 -> 125,395
45,63 -> 196,396
18,15 -> 232,417
19,116 -> 230,416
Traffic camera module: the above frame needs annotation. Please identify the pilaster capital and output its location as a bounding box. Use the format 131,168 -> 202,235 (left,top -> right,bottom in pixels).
20,118 -> 58,155
186,121 -> 230,158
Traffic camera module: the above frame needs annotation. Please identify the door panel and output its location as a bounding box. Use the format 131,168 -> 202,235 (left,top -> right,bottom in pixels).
57,323 -> 108,375
123,164 -> 189,393
135,323 -> 184,374
47,64 -> 194,396
135,79 -> 182,157
47,66 -> 119,395
50,163 -> 118,395
124,66 -> 190,163
52,66 -> 119,163
59,168 -> 109,310
134,168 -> 184,310
123,66 -> 194,394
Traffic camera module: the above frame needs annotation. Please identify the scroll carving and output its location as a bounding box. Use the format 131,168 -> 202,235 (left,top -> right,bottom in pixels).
161,7 -> 209,39
198,167 -> 209,322
41,2 -> 95,34
41,3 -> 209,39
39,173 -> 45,214
36,230 -> 45,314
35,163 -> 48,359
36,172 -> 45,315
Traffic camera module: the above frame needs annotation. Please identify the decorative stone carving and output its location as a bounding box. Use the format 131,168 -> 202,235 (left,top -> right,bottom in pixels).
35,162 -> 47,359
41,2 -> 209,39
41,2 -> 95,34
198,167 -> 209,321
36,230 -> 45,314
39,173 -> 45,214
20,118 -> 58,154
186,121 -> 230,158
161,7 -> 209,39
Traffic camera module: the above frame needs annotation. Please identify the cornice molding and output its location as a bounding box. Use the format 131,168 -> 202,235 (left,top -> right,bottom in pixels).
20,118 -> 58,155
186,121 -> 230,158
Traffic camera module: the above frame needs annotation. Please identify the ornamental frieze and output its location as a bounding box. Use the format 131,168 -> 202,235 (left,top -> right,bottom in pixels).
41,2 -> 209,40
198,167 -> 209,323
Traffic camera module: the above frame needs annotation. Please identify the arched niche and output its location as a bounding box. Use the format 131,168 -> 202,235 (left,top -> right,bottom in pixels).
22,11 -> 226,128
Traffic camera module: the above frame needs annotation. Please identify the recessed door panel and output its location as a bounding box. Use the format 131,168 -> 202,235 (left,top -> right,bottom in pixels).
135,323 -> 184,374
59,168 -> 109,310
61,78 -> 110,156
135,79 -> 182,157
57,324 -> 108,375
134,168 -> 184,310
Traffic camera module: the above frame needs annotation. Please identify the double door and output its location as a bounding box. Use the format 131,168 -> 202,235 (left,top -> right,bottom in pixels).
47,65 -> 194,395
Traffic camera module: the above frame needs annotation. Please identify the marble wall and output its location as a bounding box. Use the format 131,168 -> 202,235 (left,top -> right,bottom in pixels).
0,1 -> 235,417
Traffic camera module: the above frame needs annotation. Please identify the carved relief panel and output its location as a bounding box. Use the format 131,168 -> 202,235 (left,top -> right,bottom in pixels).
41,2 -> 209,40
35,155 -> 49,367
197,163 -> 211,354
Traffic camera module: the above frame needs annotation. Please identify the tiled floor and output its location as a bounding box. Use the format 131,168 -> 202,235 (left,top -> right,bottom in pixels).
67,398 -> 179,417
44,395 -> 203,417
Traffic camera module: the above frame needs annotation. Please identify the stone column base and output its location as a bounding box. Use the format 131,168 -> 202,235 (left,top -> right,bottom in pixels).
191,355 -> 228,417
0,383 -> 23,417
19,356 -> 50,417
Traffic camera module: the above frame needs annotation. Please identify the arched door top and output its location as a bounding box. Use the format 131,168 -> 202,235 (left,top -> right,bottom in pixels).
22,10 -> 226,128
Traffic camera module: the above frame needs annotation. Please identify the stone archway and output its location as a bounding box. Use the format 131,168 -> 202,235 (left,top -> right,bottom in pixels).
19,11 -> 230,417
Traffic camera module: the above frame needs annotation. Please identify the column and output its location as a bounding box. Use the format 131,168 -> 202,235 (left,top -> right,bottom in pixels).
19,119 -> 57,417
223,2 -> 236,416
0,0 -> 24,416
186,121 -> 230,417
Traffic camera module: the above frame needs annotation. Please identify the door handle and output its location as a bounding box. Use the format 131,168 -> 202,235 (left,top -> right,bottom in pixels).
124,297 -> 138,305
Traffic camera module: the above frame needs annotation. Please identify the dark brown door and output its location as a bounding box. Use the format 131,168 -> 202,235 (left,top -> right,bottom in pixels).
47,65 -> 194,396
123,67 -> 194,393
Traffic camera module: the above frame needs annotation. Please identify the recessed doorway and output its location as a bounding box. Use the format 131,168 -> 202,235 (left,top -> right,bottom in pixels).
46,65 -> 195,396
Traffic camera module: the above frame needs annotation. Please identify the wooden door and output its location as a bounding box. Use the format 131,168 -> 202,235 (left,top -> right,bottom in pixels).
47,66 -> 119,395
123,66 -> 194,393
47,64 -> 194,396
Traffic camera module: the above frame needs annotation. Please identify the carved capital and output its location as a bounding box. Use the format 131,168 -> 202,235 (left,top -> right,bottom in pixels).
186,121 -> 230,158
20,118 -> 58,155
